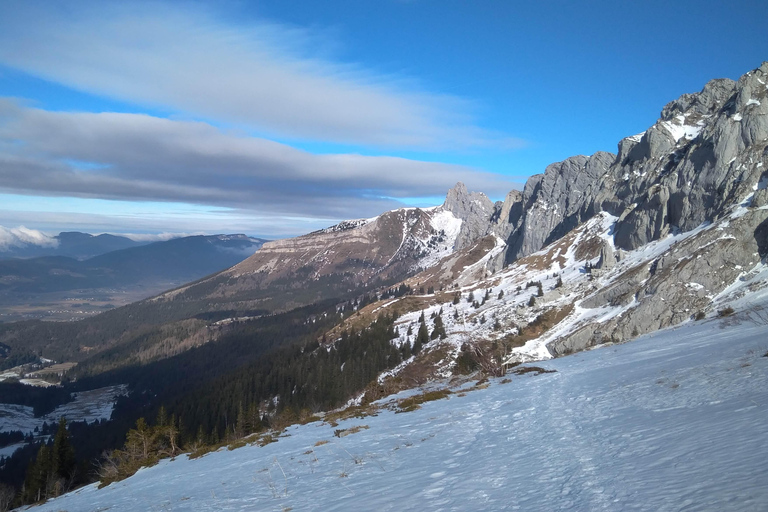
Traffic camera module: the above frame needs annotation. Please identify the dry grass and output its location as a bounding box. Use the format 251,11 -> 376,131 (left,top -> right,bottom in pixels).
510,366 -> 557,376
718,306 -> 735,317
333,425 -> 370,438
501,304 -> 574,348
395,388 -> 452,413
323,403 -> 380,428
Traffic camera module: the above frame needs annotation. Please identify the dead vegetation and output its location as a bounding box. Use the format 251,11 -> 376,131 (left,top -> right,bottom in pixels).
516,233 -> 573,271
394,389 -> 452,413
502,304 -> 574,349
323,403 -> 380,428
573,235 -> 604,262
510,366 -> 557,376
333,425 -> 369,438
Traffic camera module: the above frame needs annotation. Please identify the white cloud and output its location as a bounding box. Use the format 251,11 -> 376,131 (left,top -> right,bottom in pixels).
0,1 -> 522,150
0,225 -> 58,251
0,100 -> 518,235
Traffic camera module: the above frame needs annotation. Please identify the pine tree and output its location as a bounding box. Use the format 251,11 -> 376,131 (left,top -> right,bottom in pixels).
528,295 -> 536,307
235,402 -> 246,438
537,283 -> 544,297
413,322 -> 429,354
51,418 -> 75,489
23,444 -> 51,503
498,290 -> 504,300
401,339 -> 412,358
431,315 -> 446,340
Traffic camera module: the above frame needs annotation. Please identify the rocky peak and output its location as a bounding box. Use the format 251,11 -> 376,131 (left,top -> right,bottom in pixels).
443,182 -> 494,218
497,62 -> 768,263
442,182 -> 495,250
660,78 -> 736,121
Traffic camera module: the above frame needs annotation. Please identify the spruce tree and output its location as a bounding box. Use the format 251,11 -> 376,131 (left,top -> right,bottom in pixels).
51,418 -> 75,485
413,322 -> 429,354
431,315 -> 447,340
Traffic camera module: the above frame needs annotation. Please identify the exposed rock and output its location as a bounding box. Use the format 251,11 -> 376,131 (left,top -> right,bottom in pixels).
498,62 -> 768,263
549,208 -> 768,356
752,188 -> 768,208
504,152 -> 616,264
594,241 -> 615,270
443,182 -> 496,250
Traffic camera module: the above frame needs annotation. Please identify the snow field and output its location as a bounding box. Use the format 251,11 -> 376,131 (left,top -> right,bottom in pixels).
31,317 -> 768,511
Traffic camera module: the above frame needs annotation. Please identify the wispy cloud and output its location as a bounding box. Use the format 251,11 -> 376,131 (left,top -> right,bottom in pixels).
0,100 -> 517,235
0,1 -> 522,150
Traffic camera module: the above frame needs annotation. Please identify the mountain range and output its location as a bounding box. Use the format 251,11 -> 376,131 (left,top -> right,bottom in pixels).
0,231 -> 147,261
0,61 -> 765,373
0,234 -> 265,323
1,61 -> 767,509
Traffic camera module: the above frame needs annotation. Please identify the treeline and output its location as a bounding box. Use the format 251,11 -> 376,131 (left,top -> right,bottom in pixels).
97,409 -> 182,486
2,296 -> 411,505
172,311 -> 403,439
20,418 -> 76,505
0,382 -> 74,416
94,311 -> 404,486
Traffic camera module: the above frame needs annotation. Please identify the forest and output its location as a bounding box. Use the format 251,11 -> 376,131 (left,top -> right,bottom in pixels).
0,287 -> 413,509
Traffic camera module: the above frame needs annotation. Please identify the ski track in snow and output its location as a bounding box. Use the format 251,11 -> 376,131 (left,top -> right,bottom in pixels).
31,319 -> 768,511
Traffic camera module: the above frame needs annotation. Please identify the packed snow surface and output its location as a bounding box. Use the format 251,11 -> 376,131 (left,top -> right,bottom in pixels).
31,318 -> 768,511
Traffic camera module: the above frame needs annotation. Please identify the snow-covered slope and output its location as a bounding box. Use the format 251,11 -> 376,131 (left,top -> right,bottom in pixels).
29,313 -> 768,511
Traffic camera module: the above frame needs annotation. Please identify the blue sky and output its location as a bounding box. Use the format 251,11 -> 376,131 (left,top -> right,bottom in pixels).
0,0 -> 766,239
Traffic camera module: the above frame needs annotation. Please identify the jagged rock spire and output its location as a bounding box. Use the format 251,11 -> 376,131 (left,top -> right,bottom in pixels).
442,182 -> 495,250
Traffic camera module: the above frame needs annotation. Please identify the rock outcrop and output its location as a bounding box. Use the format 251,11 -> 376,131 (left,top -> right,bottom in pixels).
497,62 -> 768,264
443,182 -> 496,250
594,241 -> 615,270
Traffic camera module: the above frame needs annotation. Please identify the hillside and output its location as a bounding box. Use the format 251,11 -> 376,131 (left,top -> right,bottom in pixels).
0,234 -> 265,323
0,231 -> 146,261
1,62 -> 768,510
27,312 -> 768,511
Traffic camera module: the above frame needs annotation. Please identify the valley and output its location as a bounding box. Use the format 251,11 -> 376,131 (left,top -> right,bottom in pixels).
27,314 -> 768,512
0,60 -> 767,511
0,283 -> 187,322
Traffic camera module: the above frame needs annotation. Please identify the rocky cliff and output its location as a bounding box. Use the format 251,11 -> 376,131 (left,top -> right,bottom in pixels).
491,62 -> 768,265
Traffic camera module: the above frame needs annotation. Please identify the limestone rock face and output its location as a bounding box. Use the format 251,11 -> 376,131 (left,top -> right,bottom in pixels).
594,242 -> 615,270
497,62 -> 768,263
752,188 -> 768,208
503,151 -> 616,264
443,182 -> 496,250
549,207 -> 767,356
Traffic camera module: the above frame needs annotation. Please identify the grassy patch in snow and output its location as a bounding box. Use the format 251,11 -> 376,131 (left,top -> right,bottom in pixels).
334,425 -> 369,438
502,304 -> 574,348
395,388 -> 452,413
510,366 -> 557,376
323,403 -> 380,428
